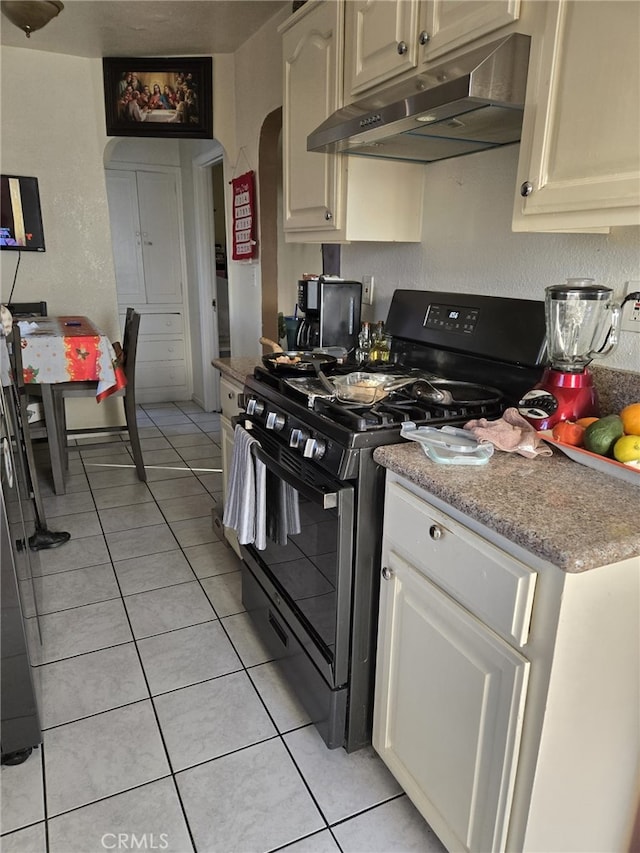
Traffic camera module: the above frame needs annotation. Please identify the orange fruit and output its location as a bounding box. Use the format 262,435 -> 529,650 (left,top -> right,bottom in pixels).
620,402 -> 640,435
576,416 -> 599,428
552,420 -> 585,446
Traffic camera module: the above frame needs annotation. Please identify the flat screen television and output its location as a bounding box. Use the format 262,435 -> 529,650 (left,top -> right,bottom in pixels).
0,175 -> 45,252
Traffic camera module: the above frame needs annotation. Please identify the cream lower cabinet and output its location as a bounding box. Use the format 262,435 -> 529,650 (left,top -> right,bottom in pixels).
220,374 -> 244,557
374,477 -> 532,852
375,471 -> 639,853
280,0 -> 425,243
513,0 -> 640,231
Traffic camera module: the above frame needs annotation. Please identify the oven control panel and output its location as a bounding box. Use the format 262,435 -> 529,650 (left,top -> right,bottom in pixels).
423,303 -> 479,335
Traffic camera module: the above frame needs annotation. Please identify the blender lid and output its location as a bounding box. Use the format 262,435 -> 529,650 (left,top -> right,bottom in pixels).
546,281 -> 613,300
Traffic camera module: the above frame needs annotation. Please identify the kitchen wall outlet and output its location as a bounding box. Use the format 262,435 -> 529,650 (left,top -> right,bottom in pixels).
621,280 -> 640,333
362,275 -> 374,306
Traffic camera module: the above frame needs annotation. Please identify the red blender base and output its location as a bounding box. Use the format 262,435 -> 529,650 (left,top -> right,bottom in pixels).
518,368 -> 600,431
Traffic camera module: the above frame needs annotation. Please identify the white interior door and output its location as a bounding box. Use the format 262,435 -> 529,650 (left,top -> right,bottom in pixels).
105,170 -> 146,305
136,171 -> 183,303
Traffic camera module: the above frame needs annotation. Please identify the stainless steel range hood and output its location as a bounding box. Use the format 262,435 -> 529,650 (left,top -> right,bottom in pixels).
307,33 -> 530,164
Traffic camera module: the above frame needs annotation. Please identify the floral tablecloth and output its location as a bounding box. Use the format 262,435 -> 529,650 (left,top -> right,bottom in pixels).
18,316 -> 125,400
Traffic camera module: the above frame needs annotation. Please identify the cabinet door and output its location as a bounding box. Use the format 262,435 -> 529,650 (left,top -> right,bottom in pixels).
220,413 -> 240,557
513,0 -> 640,231
282,0 -> 344,235
136,171 -> 184,302
422,0 -> 520,64
374,550 -> 529,853
105,170 -> 146,305
345,0 -> 420,97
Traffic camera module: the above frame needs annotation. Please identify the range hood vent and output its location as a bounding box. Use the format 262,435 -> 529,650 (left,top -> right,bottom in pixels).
307,33 -> 531,164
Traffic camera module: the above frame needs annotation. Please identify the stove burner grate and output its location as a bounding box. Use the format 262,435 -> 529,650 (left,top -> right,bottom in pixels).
314,393 -> 503,432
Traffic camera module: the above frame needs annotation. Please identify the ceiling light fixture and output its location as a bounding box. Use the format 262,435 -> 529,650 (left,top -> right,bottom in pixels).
1,0 -> 64,38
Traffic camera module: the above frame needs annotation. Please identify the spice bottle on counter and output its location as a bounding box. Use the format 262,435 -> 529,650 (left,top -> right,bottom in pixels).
356,321 -> 371,364
370,321 -> 391,363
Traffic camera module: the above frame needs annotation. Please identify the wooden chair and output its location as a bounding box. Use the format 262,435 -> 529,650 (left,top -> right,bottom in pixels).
55,308 -> 146,482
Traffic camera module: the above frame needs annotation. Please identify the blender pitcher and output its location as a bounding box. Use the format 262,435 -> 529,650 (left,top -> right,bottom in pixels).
519,278 -> 622,430
545,278 -> 620,372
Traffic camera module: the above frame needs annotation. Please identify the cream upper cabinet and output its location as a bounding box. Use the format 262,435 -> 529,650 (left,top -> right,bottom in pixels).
281,0 -> 343,237
513,0 -> 640,232
280,0 -> 425,243
421,0 -> 521,64
345,0 -> 421,96
345,0 -> 521,99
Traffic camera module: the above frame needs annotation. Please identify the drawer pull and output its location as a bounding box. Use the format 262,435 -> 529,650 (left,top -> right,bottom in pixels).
382,566 -> 393,580
429,524 -> 443,541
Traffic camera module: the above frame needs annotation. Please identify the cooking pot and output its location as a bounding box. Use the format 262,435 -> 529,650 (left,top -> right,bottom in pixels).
260,337 -> 338,376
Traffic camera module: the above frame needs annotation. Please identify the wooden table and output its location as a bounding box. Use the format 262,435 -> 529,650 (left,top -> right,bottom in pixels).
17,316 -> 125,494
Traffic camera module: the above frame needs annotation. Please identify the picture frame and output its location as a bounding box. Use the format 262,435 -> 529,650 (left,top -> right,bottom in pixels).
102,57 -> 213,139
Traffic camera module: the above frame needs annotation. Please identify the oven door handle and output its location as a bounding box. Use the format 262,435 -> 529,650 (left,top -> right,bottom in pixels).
251,443 -> 339,509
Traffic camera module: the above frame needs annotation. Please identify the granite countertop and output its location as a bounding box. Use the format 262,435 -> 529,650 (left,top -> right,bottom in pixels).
212,356 -> 259,385
374,442 -> 640,573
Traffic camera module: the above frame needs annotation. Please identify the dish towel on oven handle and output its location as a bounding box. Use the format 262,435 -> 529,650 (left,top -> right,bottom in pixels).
266,471 -> 302,546
223,425 -> 266,549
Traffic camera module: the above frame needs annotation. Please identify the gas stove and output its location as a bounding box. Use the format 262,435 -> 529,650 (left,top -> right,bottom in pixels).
235,290 -> 547,752
242,363 -> 506,478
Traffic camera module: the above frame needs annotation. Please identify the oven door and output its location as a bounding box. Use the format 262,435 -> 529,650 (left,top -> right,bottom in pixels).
238,423 -> 354,690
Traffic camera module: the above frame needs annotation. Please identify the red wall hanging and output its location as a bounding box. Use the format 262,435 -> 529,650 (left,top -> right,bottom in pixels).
230,169 -> 257,261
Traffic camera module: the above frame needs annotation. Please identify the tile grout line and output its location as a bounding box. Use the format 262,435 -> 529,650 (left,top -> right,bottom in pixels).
26,402 -> 387,852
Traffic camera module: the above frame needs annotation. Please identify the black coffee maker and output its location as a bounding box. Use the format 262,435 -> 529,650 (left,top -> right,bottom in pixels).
296,276 -> 362,353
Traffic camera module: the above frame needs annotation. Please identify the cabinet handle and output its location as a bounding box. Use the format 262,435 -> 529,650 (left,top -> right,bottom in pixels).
324,210 -> 333,221
397,40 -> 408,55
429,524 -> 443,540
382,566 -> 393,580
520,181 -> 533,197
418,30 -> 430,45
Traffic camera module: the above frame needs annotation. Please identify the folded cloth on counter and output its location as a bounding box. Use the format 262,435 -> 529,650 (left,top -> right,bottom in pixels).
464,407 -> 552,459
223,425 -> 266,549
266,470 -> 302,546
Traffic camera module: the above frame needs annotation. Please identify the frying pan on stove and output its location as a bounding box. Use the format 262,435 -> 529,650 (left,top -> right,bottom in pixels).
260,337 -> 338,376
411,378 -> 503,407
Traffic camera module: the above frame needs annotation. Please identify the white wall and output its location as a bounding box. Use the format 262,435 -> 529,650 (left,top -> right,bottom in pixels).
0,48 -> 118,335
228,5 -> 291,358
0,46 -> 123,427
341,145 -> 640,372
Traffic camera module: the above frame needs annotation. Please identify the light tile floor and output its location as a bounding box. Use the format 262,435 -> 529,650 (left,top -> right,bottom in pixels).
1,402 -> 445,853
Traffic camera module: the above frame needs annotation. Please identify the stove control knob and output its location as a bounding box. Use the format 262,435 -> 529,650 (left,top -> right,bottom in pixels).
246,397 -> 264,416
289,428 -> 309,449
303,437 -> 326,460
266,411 -> 286,431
